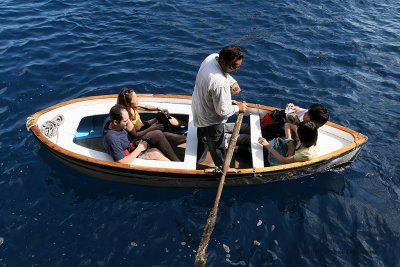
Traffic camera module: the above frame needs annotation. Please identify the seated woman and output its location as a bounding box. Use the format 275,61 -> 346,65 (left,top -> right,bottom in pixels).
258,121 -> 318,166
116,88 -> 184,161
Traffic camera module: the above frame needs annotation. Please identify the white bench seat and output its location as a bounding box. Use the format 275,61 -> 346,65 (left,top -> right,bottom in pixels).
250,114 -> 264,168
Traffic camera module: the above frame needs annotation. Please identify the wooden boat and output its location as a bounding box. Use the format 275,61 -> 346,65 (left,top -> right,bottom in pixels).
26,94 -> 368,187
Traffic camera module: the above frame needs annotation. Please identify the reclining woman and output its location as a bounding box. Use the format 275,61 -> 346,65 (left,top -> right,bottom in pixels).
117,88 -> 185,161
258,121 -> 318,166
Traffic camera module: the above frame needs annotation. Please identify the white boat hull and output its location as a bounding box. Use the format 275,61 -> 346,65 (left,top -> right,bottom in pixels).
27,94 -> 368,187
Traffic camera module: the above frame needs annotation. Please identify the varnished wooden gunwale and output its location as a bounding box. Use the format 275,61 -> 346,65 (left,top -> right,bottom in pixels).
27,94 -> 368,182
35,131 -> 364,187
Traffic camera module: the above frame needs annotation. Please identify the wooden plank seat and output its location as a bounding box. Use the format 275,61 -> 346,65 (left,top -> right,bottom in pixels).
249,113 -> 264,168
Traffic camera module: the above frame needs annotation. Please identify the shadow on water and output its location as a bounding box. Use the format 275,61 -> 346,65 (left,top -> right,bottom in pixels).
39,147 -> 347,206
221,170 -> 347,215
38,148 -> 195,203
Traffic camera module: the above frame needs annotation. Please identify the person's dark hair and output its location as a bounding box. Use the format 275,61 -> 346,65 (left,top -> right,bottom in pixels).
219,45 -> 244,63
308,103 -> 329,128
297,121 -> 318,147
117,88 -> 136,120
109,104 -> 126,123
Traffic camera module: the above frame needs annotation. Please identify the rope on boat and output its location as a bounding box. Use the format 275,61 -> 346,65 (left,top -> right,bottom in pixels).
40,115 -> 64,138
26,116 -> 37,131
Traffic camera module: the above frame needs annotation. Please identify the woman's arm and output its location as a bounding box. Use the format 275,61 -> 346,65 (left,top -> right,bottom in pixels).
284,122 -> 298,140
139,105 -> 170,117
126,119 -> 163,138
258,138 -> 295,164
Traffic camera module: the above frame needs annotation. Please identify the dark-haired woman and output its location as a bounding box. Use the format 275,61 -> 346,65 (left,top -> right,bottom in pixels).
117,88 -> 185,161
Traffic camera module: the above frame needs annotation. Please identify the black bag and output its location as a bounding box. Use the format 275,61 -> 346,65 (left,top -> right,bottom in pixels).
155,112 -> 172,131
260,109 -> 286,140
268,109 -> 287,124
261,123 -> 285,141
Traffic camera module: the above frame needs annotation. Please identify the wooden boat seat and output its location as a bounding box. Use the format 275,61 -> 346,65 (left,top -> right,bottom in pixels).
197,113 -> 265,169
249,113 -> 264,168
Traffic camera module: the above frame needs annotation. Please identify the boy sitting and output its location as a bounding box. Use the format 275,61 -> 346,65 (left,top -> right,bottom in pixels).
284,103 -> 329,140
260,103 -> 329,141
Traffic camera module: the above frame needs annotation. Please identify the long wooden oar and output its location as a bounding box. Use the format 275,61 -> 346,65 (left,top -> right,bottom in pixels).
194,113 -> 244,267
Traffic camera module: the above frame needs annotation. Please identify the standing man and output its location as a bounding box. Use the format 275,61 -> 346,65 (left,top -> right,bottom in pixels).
192,45 -> 247,169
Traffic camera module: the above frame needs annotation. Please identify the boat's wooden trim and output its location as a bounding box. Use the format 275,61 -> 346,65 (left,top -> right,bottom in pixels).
28,94 -> 192,120
325,121 -> 368,146
27,94 -> 368,176
29,122 -> 206,175
248,121 -> 368,174
253,140 -> 366,173
41,139 -> 361,187
30,123 -> 205,174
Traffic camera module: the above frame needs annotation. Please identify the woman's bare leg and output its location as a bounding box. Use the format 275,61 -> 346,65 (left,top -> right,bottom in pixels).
284,123 -> 292,140
163,132 -> 186,145
143,130 -> 180,161
168,116 -> 187,127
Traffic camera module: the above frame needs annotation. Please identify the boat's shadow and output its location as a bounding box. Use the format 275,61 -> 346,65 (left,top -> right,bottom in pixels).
40,148 -> 195,202
222,170 -> 347,210
40,147 -> 348,205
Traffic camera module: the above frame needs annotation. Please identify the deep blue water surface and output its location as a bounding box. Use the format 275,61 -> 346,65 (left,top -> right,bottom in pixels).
1,0 -> 399,266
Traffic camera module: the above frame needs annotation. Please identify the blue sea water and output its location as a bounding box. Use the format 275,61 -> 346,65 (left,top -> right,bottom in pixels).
0,0 -> 399,266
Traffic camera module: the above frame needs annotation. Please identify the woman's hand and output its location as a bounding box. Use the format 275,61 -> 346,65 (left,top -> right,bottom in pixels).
149,122 -> 164,131
160,108 -> 170,117
147,118 -> 158,125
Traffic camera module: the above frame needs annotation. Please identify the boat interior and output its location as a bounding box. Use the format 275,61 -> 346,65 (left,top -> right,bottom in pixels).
36,97 -> 354,171
73,113 -> 256,169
